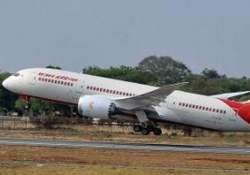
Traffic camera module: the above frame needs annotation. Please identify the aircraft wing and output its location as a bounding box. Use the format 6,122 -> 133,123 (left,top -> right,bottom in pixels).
115,82 -> 188,110
211,91 -> 250,99
115,83 -> 249,111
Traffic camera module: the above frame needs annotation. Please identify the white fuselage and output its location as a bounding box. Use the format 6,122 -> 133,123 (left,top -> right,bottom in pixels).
3,68 -> 250,131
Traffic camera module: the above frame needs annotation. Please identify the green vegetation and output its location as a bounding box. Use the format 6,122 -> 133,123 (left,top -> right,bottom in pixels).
1,55 -> 250,116
84,56 -> 250,97
138,56 -> 191,85
0,72 -> 18,114
83,65 -> 157,85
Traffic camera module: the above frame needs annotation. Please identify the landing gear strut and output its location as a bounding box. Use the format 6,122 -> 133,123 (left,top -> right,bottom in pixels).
134,110 -> 162,135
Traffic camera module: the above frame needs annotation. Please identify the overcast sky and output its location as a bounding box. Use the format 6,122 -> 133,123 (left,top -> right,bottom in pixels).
0,0 -> 250,77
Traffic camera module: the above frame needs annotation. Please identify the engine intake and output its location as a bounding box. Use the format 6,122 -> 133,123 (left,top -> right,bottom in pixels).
78,95 -> 117,119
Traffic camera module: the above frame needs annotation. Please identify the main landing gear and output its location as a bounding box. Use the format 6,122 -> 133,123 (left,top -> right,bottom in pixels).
133,124 -> 162,135
134,111 -> 162,136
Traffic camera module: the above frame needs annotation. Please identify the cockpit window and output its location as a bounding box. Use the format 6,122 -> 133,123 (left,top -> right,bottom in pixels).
13,73 -> 20,77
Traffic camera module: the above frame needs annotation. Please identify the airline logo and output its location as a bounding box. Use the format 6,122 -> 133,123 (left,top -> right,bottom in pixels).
89,101 -> 94,111
38,72 -> 78,82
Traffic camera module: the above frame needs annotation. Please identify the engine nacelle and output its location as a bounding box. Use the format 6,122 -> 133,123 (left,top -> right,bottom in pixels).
78,95 -> 117,119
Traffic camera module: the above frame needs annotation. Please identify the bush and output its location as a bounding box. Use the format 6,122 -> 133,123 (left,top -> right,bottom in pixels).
30,115 -> 93,129
30,115 -> 62,129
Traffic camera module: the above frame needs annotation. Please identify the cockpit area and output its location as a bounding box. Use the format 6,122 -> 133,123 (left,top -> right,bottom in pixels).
2,71 -> 26,94
13,72 -> 21,77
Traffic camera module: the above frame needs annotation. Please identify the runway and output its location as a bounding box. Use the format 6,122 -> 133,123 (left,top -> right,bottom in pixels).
0,138 -> 250,154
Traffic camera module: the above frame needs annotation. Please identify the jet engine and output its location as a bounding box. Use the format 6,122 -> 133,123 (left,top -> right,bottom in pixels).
78,95 -> 117,119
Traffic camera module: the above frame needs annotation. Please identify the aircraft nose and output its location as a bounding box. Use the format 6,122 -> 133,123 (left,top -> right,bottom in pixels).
2,74 -> 23,94
2,78 -> 11,90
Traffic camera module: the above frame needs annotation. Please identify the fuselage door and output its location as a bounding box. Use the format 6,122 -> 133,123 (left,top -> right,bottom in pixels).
70,78 -> 85,104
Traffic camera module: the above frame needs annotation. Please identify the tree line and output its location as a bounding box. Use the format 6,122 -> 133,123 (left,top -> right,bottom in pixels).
1,56 -> 250,116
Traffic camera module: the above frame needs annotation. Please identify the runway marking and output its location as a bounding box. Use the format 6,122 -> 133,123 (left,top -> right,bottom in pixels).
0,139 -> 250,154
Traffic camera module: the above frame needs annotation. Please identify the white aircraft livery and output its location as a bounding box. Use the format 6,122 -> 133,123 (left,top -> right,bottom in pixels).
3,68 -> 250,135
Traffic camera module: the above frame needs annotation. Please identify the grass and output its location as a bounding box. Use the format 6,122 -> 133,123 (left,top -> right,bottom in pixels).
1,125 -> 250,174
0,123 -> 250,175
1,125 -> 250,146
2,164 -> 246,175
0,145 -> 250,175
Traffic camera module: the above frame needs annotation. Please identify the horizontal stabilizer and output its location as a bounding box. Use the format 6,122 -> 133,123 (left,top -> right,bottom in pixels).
211,91 -> 250,99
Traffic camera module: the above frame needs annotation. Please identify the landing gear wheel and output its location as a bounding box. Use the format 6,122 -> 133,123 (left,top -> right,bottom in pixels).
141,128 -> 150,135
153,128 -> 162,136
133,125 -> 142,132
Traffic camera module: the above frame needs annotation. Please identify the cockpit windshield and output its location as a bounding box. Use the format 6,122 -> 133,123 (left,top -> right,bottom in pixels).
13,73 -> 20,77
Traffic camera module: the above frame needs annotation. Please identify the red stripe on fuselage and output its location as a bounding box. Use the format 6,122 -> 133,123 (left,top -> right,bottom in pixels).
221,99 -> 250,124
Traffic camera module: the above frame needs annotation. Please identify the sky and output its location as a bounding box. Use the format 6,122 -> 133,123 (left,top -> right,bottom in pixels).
0,0 -> 250,77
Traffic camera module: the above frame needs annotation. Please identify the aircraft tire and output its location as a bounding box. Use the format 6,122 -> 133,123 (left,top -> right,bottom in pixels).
141,128 -> 150,135
133,125 -> 142,132
153,128 -> 162,136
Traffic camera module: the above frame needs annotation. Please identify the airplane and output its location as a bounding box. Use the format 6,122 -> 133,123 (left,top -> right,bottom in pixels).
2,68 -> 250,135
